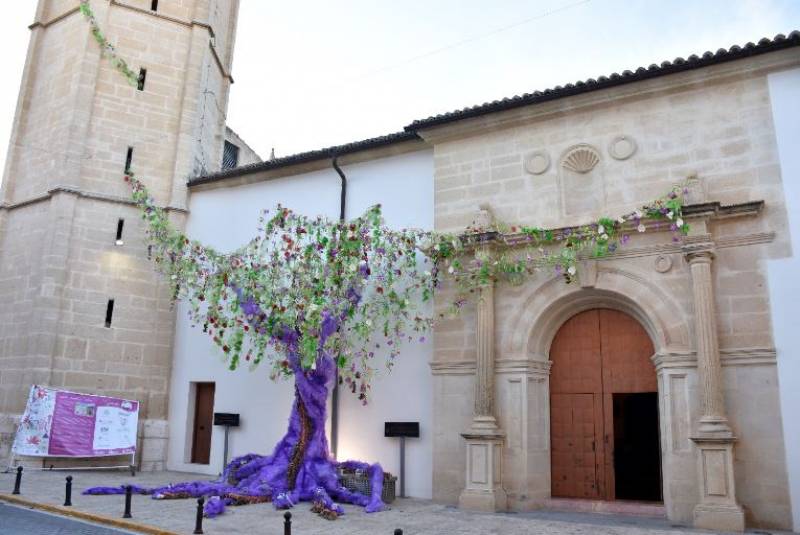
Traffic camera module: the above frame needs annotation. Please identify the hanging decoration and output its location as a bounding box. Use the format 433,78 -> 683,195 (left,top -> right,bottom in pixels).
78,0 -> 690,520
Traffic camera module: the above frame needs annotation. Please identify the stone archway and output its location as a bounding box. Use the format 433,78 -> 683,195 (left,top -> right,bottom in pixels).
549,308 -> 661,502
492,266 -> 690,511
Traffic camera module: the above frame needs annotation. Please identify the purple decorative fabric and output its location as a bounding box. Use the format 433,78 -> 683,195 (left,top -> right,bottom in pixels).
85,287 -> 386,518
84,347 -> 385,518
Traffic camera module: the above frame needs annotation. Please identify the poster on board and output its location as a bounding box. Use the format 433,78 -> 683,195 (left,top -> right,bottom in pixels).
12,385 -> 139,457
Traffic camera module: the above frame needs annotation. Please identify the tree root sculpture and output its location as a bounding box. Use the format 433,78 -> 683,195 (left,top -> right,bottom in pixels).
84,354 -> 385,519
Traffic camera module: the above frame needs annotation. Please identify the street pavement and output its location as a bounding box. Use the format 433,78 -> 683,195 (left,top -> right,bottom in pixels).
0,469 -> 785,534
0,502 -> 133,534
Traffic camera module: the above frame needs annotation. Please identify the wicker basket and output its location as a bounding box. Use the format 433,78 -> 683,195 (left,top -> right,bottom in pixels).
337,468 -> 397,503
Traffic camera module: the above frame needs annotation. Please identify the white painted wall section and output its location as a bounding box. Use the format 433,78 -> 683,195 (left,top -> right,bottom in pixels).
767,67 -> 800,531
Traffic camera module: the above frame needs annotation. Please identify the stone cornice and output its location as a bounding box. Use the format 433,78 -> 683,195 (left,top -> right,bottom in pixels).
430,360 -> 474,375
0,186 -> 187,214
111,1 -> 193,29
455,200 -> 767,262
493,200 -> 763,249
568,231 -> 775,262
208,41 -> 234,83
496,358 -> 552,376
430,347 -> 777,375
29,7 -> 80,29
651,347 -> 777,371
430,358 -> 552,376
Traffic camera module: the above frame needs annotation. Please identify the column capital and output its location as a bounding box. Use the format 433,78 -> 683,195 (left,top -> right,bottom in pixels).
682,236 -> 716,263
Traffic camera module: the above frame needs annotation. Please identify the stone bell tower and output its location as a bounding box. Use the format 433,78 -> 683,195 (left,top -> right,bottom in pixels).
0,0 -> 239,469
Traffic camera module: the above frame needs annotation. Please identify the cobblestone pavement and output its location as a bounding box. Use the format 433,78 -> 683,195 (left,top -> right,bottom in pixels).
0,502 -> 134,534
0,469 -> 784,535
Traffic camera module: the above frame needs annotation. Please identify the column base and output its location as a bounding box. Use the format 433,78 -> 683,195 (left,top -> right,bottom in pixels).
459,424 -> 506,513
691,435 -> 744,532
459,486 -> 508,512
693,503 -> 745,532
697,415 -> 733,437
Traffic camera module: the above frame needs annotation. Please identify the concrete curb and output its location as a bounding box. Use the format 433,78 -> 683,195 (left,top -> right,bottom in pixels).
0,493 -> 179,535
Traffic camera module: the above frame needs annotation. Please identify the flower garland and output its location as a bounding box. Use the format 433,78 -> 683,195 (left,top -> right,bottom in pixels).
86,0 -> 690,400
79,1 -> 140,87
129,172 -> 688,401
437,184 -> 689,312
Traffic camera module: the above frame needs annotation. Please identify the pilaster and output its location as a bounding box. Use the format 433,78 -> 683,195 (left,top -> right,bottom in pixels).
682,234 -> 744,531
459,204 -> 507,512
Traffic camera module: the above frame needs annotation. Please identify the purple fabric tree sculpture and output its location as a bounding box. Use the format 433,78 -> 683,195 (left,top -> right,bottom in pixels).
84,176 -> 446,518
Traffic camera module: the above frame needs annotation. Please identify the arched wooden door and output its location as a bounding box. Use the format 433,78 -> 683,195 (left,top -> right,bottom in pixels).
549,309 -> 661,501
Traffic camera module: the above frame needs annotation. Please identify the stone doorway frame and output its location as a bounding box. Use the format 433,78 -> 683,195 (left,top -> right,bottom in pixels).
506,276 -> 678,511
453,204 -> 759,531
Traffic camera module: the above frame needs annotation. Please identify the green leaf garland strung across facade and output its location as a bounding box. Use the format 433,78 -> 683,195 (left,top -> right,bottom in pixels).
128,172 -> 689,401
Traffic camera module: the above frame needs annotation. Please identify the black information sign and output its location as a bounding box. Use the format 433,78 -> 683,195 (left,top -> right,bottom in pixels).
213,413 -> 240,427
384,421 -> 419,438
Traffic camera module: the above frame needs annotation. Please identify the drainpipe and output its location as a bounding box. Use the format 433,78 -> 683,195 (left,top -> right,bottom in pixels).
330,154 -> 347,459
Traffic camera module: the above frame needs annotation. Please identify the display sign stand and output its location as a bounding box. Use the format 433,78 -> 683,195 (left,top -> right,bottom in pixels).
214,413 -> 240,471
384,422 -> 420,498
5,451 -> 136,476
9,385 -> 140,475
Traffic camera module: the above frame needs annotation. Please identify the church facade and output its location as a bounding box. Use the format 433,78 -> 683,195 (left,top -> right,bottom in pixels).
181,35 -> 800,531
0,2 -> 798,532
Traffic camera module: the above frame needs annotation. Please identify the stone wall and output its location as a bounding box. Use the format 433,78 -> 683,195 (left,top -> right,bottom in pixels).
426,49 -> 799,529
0,0 -> 239,470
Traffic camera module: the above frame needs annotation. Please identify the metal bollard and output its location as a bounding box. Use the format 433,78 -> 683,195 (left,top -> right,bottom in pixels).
394,530 -> 403,535
64,476 -> 73,506
193,497 -> 205,534
283,511 -> 292,535
12,466 -> 22,495
122,485 -> 132,518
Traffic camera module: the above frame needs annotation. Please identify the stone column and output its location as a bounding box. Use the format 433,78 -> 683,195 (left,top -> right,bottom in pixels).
472,281 -> 499,428
683,237 -> 744,532
459,204 -> 507,512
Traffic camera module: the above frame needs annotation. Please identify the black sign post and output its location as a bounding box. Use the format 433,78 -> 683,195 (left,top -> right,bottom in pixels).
213,413 -> 240,469
384,422 -> 419,498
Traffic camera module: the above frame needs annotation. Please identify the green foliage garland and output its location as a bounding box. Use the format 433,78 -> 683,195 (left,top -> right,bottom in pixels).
79,1 -> 140,87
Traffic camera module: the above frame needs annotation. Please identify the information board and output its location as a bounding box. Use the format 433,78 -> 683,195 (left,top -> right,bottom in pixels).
12,385 -> 138,457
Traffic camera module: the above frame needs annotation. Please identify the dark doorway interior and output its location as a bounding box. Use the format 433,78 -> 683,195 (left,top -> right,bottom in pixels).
613,392 -> 662,501
191,382 -> 215,464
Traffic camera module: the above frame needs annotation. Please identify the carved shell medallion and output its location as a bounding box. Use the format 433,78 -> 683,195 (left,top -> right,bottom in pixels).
561,145 -> 600,174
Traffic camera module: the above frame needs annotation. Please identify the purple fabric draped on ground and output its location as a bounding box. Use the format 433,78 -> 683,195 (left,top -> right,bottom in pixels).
83,343 -> 385,518
85,287 -> 386,518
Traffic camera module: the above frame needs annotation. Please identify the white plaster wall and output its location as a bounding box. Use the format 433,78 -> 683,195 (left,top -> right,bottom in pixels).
338,150 -> 435,499
167,149 -> 435,499
767,67 -> 800,531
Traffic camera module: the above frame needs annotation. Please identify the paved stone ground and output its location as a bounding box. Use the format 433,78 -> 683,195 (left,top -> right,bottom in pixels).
0,470 -> 787,535
0,502 -> 134,534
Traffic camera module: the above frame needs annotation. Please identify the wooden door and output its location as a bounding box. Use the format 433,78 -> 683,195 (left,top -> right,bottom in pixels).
550,393 -> 603,498
191,382 -> 215,464
549,309 -> 656,501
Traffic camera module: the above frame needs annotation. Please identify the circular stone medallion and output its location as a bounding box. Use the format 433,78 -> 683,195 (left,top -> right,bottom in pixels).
524,150 -> 550,175
609,135 -> 637,160
654,254 -> 673,273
